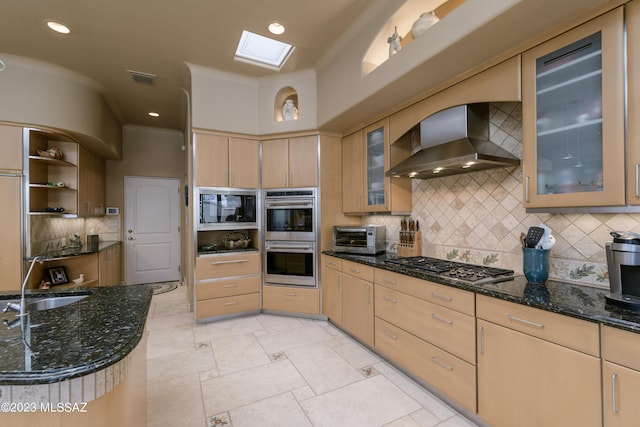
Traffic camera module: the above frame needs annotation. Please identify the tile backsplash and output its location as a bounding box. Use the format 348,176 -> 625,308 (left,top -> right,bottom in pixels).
30,215 -> 120,255
365,102 -> 638,289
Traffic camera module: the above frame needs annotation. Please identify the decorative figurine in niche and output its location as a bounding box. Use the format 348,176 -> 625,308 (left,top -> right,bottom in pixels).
387,26 -> 402,58
282,99 -> 299,121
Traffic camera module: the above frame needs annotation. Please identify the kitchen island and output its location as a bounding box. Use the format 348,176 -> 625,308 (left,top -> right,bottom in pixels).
0,284 -> 152,426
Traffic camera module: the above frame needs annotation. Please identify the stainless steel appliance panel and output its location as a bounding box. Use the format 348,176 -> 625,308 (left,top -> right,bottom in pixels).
198,188 -> 258,230
264,189 -> 316,241
264,241 -> 316,287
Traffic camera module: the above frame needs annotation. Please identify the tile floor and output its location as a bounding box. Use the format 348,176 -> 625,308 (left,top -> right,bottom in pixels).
146,284 -> 479,427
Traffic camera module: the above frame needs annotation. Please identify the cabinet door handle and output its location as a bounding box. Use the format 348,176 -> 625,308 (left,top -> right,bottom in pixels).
612,373 -> 619,414
478,325 -> 484,355
636,163 -> 640,198
223,283 -> 238,288
367,285 -> 371,305
289,172 -> 293,187
229,172 -> 233,187
284,292 -> 297,297
431,356 -> 453,371
383,330 -> 398,340
431,292 -> 452,302
350,268 -> 362,274
508,314 -> 544,329
382,277 -> 398,286
431,313 -> 453,325
525,176 -> 530,202
224,301 -> 238,306
327,261 -> 337,266
211,259 -> 248,265
383,295 -> 398,303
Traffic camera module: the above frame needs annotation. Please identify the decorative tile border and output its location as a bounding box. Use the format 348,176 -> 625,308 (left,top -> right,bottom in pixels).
208,412 -> 232,427
0,354 -> 131,406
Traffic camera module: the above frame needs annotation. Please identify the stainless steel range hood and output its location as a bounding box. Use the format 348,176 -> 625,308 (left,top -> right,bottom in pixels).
386,103 -> 520,179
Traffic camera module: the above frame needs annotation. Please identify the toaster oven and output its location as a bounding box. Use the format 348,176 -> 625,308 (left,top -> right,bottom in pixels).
332,225 -> 386,255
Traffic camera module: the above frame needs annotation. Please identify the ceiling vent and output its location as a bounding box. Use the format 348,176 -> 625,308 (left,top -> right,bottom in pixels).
127,70 -> 156,85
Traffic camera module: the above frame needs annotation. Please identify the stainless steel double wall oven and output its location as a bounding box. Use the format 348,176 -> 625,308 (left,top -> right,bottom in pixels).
263,189 -> 318,287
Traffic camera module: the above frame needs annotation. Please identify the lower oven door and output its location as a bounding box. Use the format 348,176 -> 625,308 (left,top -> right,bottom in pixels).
264,241 -> 316,287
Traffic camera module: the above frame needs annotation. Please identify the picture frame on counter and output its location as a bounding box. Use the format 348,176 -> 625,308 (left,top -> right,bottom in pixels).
47,266 -> 68,285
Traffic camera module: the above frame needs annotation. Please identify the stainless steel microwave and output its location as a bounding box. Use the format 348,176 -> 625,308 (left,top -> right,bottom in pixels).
197,188 -> 257,230
332,225 -> 386,255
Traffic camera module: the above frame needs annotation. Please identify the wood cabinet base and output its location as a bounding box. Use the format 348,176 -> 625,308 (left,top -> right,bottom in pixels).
262,285 -> 320,314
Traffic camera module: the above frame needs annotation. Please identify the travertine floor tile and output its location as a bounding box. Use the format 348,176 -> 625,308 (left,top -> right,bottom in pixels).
147,373 -> 206,427
210,332 -> 271,375
256,323 -> 332,354
147,346 -> 217,384
230,392 -> 312,427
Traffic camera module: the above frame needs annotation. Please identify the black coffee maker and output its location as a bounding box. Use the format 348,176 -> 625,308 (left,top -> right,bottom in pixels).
605,231 -> 640,308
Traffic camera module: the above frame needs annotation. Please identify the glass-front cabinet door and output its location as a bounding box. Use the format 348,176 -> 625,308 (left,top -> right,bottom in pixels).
522,8 -> 624,208
364,120 -> 389,211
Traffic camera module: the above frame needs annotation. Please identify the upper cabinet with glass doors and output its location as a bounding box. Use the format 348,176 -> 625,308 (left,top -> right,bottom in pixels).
522,8 -> 624,208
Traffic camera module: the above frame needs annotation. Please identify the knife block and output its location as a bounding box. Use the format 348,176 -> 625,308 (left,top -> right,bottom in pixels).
397,231 -> 421,257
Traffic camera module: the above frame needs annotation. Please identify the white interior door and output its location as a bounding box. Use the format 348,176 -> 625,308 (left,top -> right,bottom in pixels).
125,176 -> 180,285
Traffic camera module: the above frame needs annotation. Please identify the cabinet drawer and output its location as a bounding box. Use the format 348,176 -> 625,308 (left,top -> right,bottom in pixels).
375,285 -> 476,363
196,293 -> 260,319
603,326 -> 640,371
196,252 -> 260,280
322,254 -> 341,271
375,318 -> 477,413
196,275 -> 260,301
341,260 -> 373,281
374,268 -> 475,315
262,285 -> 320,314
477,294 -> 599,356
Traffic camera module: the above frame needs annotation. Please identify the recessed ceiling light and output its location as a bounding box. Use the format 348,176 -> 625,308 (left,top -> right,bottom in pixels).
268,22 -> 285,35
234,30 -> 294,71
148,112 -> 159,118
47,21 -> 71,34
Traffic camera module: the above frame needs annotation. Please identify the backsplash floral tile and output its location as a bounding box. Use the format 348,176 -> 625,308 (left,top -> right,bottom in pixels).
365,102 -> 639,289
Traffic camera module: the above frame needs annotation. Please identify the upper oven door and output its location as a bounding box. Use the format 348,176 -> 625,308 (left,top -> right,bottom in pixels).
264,197 -> 315,241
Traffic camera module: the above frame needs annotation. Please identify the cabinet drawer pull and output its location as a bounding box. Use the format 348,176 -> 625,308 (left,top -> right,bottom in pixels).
431,313 -> 453,325
284,292 -> 297,297
223,283 -> 238,288
431,356 -> 453,371
525,176 -> 530,202
383,330 -> 398,340
382,277 -> 398,286
327,261 -> 337,266
636,164 -> 639,198
224,301 -> 238,306
211,259 -> 249,265
350,268 -> 362,274
478,325 -> 484,355
383,295 -> 398,304
507,314 -> 544,329
612,373 -> 619,414
367,286 -> 371,305
431,292 -> 452,302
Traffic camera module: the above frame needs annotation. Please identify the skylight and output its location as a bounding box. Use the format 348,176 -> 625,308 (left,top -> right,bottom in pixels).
234,30 -> 294,71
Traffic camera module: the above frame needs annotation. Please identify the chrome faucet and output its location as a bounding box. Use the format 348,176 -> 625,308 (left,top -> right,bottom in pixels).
2,256 -> 44,317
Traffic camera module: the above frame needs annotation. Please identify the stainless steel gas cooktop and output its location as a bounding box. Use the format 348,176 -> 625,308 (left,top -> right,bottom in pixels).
385,256 -> 514,285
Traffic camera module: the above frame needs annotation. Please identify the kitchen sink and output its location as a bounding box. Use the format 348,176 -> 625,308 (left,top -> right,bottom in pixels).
2,295 -> 88,313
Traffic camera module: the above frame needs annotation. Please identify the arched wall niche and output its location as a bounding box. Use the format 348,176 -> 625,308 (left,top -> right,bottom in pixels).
274,86 -> 299,122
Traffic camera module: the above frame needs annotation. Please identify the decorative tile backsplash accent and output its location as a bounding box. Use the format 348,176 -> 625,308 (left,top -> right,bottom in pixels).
366,102 -> 640,289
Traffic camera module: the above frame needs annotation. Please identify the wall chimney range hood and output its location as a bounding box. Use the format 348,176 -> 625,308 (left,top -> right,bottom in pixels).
386,103 -> 520,179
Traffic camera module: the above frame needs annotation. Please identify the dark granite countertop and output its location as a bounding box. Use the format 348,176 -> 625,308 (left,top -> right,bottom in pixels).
30,240 -> 121,261
0,284 -> 152,385
323,251 -> 640,334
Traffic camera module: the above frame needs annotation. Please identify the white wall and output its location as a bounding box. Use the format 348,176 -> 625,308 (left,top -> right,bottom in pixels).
0,53 -> 122,159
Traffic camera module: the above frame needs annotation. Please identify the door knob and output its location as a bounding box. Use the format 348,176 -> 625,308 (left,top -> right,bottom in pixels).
128,236 -> 134,240
128,229 -> 133,233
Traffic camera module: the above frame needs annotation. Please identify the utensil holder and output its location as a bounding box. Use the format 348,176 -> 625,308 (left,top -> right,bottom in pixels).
522,247 -> 550,285
397,231 -> 421,257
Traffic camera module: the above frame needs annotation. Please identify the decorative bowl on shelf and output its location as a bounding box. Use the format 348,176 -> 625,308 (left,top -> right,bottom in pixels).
37,147 -> 63,160
223,231 -> 251,249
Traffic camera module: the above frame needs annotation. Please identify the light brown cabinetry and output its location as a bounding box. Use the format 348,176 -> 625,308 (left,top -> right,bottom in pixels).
195,252 -> 261,320
194,132 -> 260,188
476,295 -> 601,427
0,124 -> 23,172
522,7 -> 625,208
99,243 -> 121,286
627,1 -> 640,205
374,268 -> 477,412
78,145 -> 105,216
342,119 -> 411,214
261,135 -> 318,188
262,285 -> 319,314
321,255 -> 342,324
340,260 -> 374,347
602,325 -> 640,426
0,175 -> 22,291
